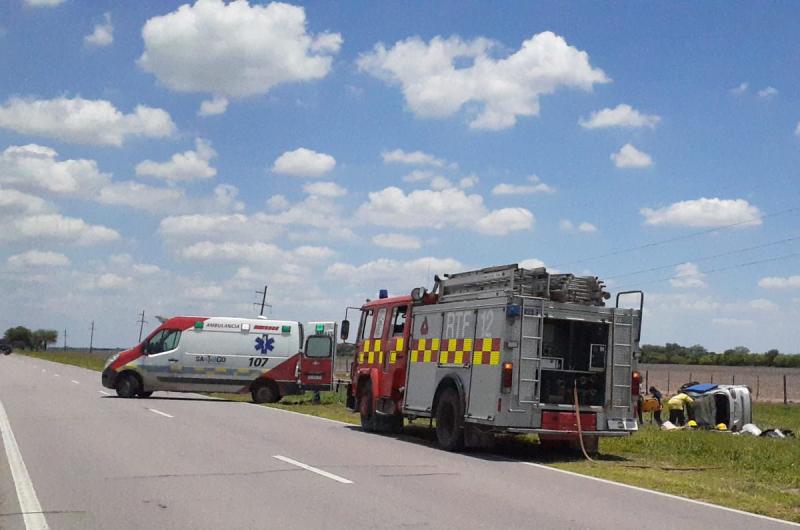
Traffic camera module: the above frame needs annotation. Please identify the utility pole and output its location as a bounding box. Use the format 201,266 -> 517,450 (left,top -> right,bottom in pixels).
253,285 -> 272,316
89,321 -> 95,354
63,328 -> 67,351
137,310 -> 147,342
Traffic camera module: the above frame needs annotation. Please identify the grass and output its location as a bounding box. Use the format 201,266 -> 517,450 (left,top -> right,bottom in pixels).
15,349 -> 108,371
18,349 -> 800,522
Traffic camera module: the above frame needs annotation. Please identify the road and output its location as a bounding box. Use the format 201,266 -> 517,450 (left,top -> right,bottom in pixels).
0,354 -> 796,530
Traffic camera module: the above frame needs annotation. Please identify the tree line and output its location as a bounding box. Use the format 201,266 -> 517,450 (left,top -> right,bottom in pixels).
640,343 -> 800,368
3,327 -> 58,351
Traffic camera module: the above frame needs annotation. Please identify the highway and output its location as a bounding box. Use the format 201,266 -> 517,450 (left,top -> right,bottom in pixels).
0,354 -> 796,530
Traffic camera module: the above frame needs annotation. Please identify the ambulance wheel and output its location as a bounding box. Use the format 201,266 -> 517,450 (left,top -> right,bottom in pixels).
251,381 -> 280,404
435,388 -> 464,451
116,373 -> 140,399
358,382 -> 376,432
137,391 -> 154,398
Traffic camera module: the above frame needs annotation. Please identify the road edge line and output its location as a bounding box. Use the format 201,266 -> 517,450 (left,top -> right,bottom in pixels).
0,399 -> 50,530
273,455 -> 353,484
520,461 -> 800,527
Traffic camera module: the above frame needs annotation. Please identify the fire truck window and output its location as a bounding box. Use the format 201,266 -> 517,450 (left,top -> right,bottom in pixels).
391,306 -> 408,336
373,308 -> 387,339
359,310 -> 374,340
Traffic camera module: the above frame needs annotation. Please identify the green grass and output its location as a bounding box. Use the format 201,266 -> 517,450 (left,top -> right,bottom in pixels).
15,349 -> 108,371
20,349 -> 800,522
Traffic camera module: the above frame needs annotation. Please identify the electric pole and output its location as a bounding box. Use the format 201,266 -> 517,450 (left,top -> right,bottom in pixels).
63,328 -> 67,351
137,310 -> 147,342
89,321 -> 95,354
253,285 -> 272,316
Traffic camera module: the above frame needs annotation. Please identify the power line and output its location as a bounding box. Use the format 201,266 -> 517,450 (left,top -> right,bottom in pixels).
605,234 -> 800,280
554,205 -> 799,269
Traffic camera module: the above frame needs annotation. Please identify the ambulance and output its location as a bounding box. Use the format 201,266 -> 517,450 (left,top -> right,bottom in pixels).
101,316 -> 335,402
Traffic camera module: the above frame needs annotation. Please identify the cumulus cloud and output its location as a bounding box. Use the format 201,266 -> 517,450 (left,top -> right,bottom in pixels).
159,213 -> 275,242
641,198 -> 762,228
492,175 -> 555,195
24,0 -> 64,6
326,257 -> 462,285
185,285 -> 224,300
198,96 -> 229,117
358,31 -> 609,130
758,275 -> 800,289
7,250 -> 70,268
610,143 -> 652,168
138,0 -> 341,98
560,219 -> 597,233
357,186 -> 533,235
757,86 -> 778,99
670,262 -> 707,288
0,96 -> 175,146
266,194 -> 290,211
712,318 -> 754,327
729,82 -> 748,96
92,273 -> 133,290
84,12 -> 113,47
0,144 -> 109,196
135,138 -> 217,182
272,147 -> 336,177
0,188 -> 51,214
382,148 -> 448,168
372,233 -> 421,250
579,104 -> 660,129
1,213 -> 119,245
97,181 -> 185,212
178,240 -> 331,264
303,181 -> 346,197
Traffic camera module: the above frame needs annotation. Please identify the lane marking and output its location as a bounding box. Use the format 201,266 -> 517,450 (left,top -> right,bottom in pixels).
41,369 -> 45,373
273,455 -> 353,484
246,402 -> 350,425
98,391 -> 110,396
0,400 -> 50,530
520,462 -> 800,527
147,408 -> 173,418
70,380 -> 80,385
52,374 -> 59,378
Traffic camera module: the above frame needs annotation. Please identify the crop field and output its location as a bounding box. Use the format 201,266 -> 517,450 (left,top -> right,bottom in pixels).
640,363 -> 800,402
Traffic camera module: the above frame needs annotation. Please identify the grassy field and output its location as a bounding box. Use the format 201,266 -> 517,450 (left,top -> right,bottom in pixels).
15,349 -> 800,522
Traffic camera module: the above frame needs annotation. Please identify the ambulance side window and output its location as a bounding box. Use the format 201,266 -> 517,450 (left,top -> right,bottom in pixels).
359,310 -> 374,341
391,305 -> 408,336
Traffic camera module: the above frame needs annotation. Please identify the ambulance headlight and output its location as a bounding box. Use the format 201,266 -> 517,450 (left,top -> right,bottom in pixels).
104,352 -> 120,369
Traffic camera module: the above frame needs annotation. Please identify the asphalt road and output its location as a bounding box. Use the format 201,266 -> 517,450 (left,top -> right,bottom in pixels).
0,354 -> 796,530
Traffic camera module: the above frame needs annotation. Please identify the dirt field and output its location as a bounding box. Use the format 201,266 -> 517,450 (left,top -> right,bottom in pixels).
640,363 -> 800,402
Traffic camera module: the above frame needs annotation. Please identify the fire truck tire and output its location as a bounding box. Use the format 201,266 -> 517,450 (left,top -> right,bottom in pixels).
116,373 -> 140,399
382,414 -> 404,435
358,382 -> 377,432
435,388 -> 464,451
137,391 -> 154,398
251,380 -> 280,403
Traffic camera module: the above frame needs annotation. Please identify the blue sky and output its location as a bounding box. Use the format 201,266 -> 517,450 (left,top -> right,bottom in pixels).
1,0 -> 799,351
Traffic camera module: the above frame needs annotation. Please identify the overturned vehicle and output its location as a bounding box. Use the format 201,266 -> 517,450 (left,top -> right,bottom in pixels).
682,383 -> 753,431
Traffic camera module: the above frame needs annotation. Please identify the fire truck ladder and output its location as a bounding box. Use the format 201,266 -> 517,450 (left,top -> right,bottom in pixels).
610,310 -> 634,416
517,297 -> 544,405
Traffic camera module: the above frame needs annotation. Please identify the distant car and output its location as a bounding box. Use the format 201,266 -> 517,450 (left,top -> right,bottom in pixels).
683,384 -> 752,431
0,342 -> 11,355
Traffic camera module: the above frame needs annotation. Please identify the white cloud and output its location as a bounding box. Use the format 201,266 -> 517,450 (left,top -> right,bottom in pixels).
303,181 -> 346,197
578,222 -> 598,233
402,169 -> 436,183
135,138 -> 217,182
97,180 -> 185,212
93,273 -> 133,290
272,147 -> 335,177
758,275 -> 800,289
382,149 -> 448,168
519,258 -> 548,270
492,175 -> 555,195
610,143 -> 652,168
459,174 -> 478,189
185,285 -> 224,300
748,298 -> 778,312
266,194 -> 290,211
757,86 -> 778,99
133,264 -> 161,275
730,82 -> 748,96
24,0 -> 64,6
0,188 -> 51,214
579,104 -> 660,129
180,241 -> 283,261
0,96 -> 175,146
293,245 -> 334,260
84,12 -> 113,47
372,233 -> 421,250
712,318 -> 754,327
138,0 -> 341,98
0,144 -> 110,196
358,31 -> 609,130
7,250 -> 70,268
326,257 -> 462,285
198,96 -> 229,117
159,213 -> 278,242
641,198 -> 761,228
670,262 -> 707,289
560,219 -> 597,233
357,186 -> 533,235
1,214 -> 119,245
795,122 -> 800,137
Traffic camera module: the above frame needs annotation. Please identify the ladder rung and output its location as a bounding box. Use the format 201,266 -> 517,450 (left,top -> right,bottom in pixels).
614,323 -> 632,327
522,335 -> 541,340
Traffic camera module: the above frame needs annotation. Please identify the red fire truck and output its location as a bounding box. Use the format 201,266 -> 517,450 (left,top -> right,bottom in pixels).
342,264 -> 643,451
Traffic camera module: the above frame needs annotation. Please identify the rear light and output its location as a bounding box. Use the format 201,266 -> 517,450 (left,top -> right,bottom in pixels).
502,362 -> 513,391
631,371 -> 642,395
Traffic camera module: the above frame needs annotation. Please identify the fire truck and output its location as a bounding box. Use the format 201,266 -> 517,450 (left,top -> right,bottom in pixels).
342,264 -> 643,451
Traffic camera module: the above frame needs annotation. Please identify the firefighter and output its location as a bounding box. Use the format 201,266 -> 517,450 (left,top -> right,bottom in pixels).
646,386 -> 663,425
666,392 -> 694,426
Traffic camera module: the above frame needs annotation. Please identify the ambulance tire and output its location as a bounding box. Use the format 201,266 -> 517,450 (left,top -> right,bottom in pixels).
358,382 -> 377,432
116,373 -> 141,399
137,391 -> 154,398
435,388 -> 464,451
251,380 -> 280,404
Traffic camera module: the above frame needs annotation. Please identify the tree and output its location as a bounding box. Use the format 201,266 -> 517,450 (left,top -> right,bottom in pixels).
31,329 -> 58,351
4,326 -> 33,349
765,348 -> 780,366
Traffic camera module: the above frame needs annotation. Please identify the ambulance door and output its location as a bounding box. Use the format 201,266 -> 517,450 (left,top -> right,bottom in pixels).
142,328 -> 183,390
299,334 -> 334,391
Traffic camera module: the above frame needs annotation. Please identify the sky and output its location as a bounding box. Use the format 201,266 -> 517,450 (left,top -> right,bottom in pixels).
0,0 -> 799,351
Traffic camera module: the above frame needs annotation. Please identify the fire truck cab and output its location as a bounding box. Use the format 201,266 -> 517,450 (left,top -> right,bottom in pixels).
343,264 -> 643,451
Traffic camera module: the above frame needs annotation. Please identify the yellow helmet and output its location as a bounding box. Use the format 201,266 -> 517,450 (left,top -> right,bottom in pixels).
687,420 -> 698,428
716,423 -> 727,431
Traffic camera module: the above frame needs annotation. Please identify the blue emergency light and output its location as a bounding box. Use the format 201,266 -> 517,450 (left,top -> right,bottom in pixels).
379,289 -> 389,299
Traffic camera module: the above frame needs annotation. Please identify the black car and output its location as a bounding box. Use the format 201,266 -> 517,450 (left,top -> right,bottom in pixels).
0,342 -> 11,355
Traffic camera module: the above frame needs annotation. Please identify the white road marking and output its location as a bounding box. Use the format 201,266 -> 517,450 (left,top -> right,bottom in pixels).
52,374 -> 59,378
520,462 -> 800,527
0,399 -> 50,530
70,380 -> 80,385
41,369 -> 45,373
273,455 -> 353,484
247,402 -> 350,425
98,390 -> 110,396
147,408 -> 173,418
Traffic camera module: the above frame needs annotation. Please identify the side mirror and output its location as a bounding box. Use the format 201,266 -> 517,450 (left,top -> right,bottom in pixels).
340,320 -> 350,341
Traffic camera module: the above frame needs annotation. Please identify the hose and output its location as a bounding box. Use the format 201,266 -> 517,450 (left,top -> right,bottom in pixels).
573,382 -> 595,462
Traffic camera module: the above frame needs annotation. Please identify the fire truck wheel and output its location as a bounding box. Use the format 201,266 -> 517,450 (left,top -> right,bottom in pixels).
435,388 -> 464,451
137,391 -> 154,398
116,373 -> 140,399
251,381 -> 280,403
384,414 -> 404,435
358,382 -> 376,432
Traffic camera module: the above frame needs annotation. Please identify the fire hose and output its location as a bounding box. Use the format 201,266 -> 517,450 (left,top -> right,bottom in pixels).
573,382 -> 595,462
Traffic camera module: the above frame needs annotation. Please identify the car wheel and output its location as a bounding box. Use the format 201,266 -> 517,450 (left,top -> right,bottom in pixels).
116,373 -> 140,398
435,388 -> 464,451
